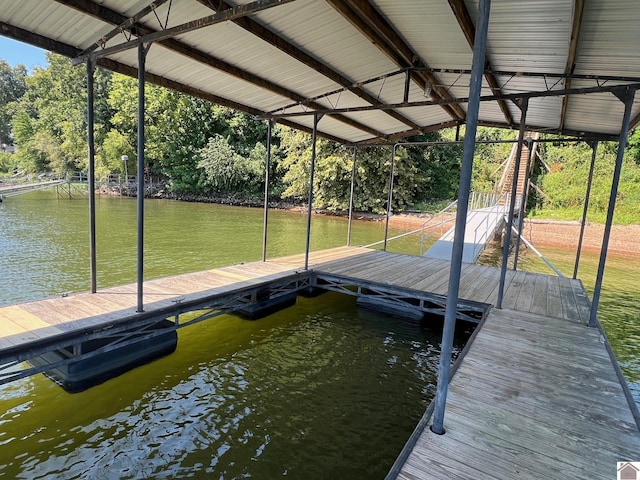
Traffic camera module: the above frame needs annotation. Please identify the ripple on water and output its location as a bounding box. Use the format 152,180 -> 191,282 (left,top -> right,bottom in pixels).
0,293 -> 463,479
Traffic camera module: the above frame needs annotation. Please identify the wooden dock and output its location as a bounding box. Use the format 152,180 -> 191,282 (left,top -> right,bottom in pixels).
0,180 -> 64,198
1,246 -> 638,477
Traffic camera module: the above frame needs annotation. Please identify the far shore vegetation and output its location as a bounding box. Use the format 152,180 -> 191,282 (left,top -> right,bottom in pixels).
2,54 -> 640,225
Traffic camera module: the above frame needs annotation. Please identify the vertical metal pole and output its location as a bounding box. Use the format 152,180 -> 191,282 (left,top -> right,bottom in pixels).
347,147 -> 357,246
383,145 -> 397,251
262,120 -> 273,262
304,113 -> 320,270
589,88 -> 636,327
86,60 -> 97,294
496,97 -> 529,309
136,44 -> 147,313
455,124 -> 461,142
431,0 -> 491,436
513,137 -> 534,270
574,141 -> 598,279
403,70 -> 411,103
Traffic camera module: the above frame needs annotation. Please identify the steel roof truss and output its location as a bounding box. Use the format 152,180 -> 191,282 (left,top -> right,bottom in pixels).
77,0 -> 172,58
58,0 -> 385,139
325,0 -> 466,122
447,0 -> 513,126
72,0 -> 296,65
559,0 -> 586,131
194,0 -> 421,133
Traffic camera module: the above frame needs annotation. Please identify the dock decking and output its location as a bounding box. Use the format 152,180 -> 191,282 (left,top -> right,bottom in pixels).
1,246 -> 638,477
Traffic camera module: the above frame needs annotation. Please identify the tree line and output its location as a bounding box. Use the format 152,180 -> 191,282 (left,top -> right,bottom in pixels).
0,54 -> 463,213
2,53 -> 640,221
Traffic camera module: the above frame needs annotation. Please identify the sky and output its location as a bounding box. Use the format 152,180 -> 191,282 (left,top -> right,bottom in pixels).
0,36 -> 47,70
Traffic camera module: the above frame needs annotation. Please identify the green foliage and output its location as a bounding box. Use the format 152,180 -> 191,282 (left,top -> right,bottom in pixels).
626,127 -> 640,165
7,53 -> 640,224
277,129 -> 463,213
10,54 -> 98,173
471,128 -> 517,193
0,60 -> 27,144
197,135 -> 264,194
533,141 -> 640,224
0,152 -> 18,173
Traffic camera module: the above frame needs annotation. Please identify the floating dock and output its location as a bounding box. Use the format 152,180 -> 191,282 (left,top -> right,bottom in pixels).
0,246 -> 638,476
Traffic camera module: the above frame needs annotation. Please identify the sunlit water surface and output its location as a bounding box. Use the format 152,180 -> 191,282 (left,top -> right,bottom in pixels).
0,191 -> 461,479
1,191 -> 638,479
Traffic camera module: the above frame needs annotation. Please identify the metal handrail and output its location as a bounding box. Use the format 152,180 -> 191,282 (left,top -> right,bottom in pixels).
417,200 -> 458,254
361,201 -> 458,251
363,226 -> 427,249
510,224 -> 564,277
472,192 -> 508,246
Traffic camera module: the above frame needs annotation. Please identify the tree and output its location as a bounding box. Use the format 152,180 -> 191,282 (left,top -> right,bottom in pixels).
0,60 -> 27,144
11,53 -> 105,173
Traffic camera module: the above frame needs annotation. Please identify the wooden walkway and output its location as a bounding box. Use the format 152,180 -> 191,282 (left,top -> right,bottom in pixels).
0,180 -> 63,198
1,246 -> 638,478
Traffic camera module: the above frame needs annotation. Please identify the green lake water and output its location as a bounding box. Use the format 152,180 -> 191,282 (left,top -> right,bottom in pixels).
0,190 -> 457,479
0,190 -> 638,478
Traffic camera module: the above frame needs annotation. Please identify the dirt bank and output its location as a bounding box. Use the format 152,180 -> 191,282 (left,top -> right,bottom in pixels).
381,214 -> 640,259
520,220 -> 640,258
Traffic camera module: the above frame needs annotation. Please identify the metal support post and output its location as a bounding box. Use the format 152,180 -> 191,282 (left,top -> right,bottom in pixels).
383,145 -> 397,251
403,70 -> 411,103
574,141 -> 598,279
513,137 -> 534,270
86,59 -> 97,294
589,88 -> 636,327
304,113 -> 320,270
431,0 -> 491,436
136,43 -> 149,313
496,97 -> 529,309
455,124 -> 461,142
262,120 -> 273,262
347,147 -> 357,246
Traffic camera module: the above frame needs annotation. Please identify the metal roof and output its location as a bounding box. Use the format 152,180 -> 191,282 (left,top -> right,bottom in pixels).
1,0 -> 640,144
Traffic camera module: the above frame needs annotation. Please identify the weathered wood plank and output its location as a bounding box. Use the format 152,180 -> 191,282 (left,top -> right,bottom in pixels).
513,271 -> 536,312
558,276 -> 582,323
546,275 -> 563,318
571,278 -> 592,323
529,273 -> 549,315
396,296 -> 640,480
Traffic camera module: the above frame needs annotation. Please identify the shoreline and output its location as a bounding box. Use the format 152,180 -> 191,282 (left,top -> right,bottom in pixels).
100,185 -> 640,259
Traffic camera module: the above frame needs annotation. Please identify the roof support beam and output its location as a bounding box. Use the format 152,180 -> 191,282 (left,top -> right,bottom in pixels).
96,59 -> 350,144
77,0 -> 172,57
262,82 -> 640,119
0,19 -> 350,144
72,0 -> 296,64
559,0 -> 585,131
56,0 -> 386,139
0,20 -> 80,58
325,0 -> 466,122
195,0 -> 422,133
447,0 -> 514,126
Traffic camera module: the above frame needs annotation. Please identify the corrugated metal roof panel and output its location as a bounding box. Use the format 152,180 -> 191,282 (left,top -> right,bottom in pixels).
466,0 -> 573,73
575,0 -> 640,77
250,0 -> 399,83
1,0 -> 639,143
374,0 -> 474,69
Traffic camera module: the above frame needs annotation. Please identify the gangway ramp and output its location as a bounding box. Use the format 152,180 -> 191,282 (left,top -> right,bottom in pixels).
423,204 -> 507,263
0,180 -> 64,198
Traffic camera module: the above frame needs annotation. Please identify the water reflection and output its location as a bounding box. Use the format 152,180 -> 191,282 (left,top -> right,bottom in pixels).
0,294 -> 460,479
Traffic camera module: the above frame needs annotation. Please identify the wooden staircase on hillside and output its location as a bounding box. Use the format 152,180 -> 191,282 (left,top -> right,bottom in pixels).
497,132 -> 540,212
